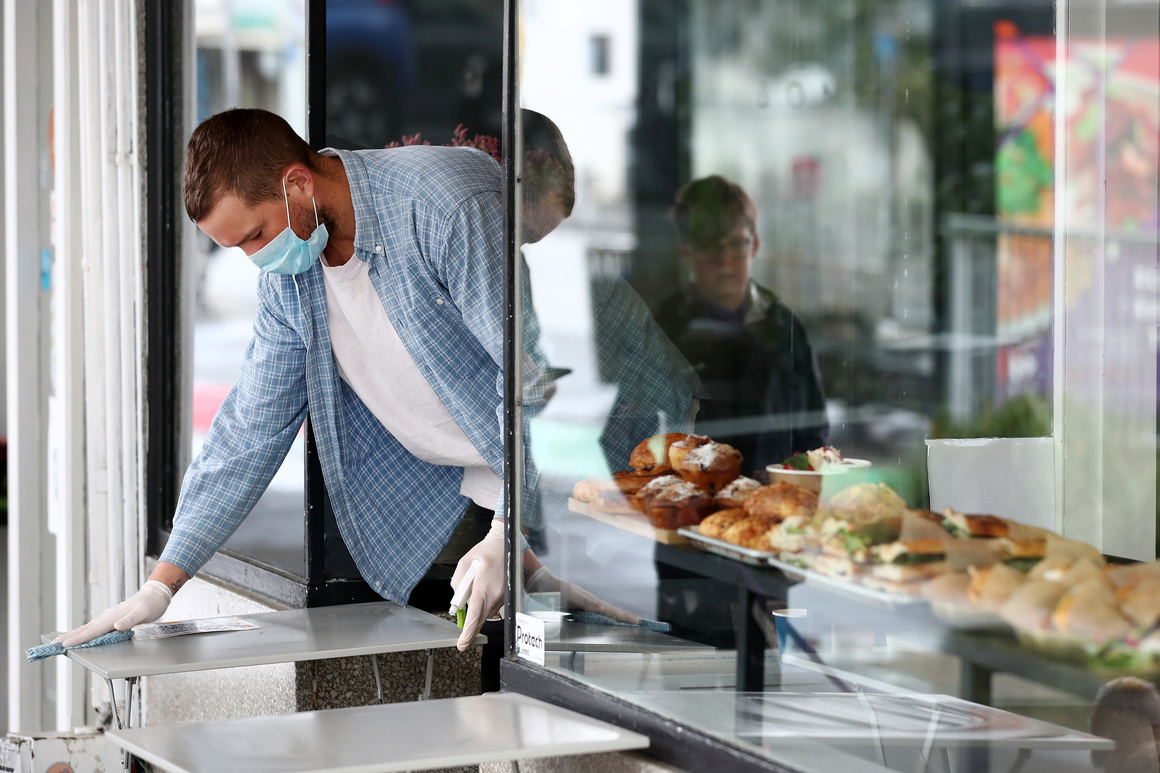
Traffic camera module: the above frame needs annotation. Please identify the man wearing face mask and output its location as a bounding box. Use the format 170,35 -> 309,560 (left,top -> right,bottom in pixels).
57,108 -> 541,676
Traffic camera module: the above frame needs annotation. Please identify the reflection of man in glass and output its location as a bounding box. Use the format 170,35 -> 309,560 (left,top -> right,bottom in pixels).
521,112 -> 701,474
655,175 -> 827,470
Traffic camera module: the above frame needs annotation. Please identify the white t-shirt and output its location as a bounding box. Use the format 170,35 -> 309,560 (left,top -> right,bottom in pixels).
320,254 -> 502,509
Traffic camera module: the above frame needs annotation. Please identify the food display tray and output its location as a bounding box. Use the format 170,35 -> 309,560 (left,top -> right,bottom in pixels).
765,556 -> 926,609
567,499 -> 688,545
676,525 -> 778,566
929,601 -> 1010,631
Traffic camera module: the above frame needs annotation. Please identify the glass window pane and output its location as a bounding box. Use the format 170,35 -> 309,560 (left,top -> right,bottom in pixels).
190,0 -> 308,576
514,0 -> 1160,768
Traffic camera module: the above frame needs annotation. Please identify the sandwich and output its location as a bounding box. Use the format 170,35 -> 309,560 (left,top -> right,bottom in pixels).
1051,579 -> 1134,642
967,563 -> 1027,612
867,539 -> 950,583
997,578 -> 1068,631
941,509 -> 1009,539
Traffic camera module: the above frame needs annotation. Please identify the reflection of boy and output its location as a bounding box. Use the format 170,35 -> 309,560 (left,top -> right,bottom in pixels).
655,175 -> 827,469
1090,676 -> 1160,772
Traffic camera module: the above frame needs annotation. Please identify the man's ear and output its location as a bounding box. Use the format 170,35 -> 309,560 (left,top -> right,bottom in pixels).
677,243 -> 694,268
282,164 -> 315,198
750,232 -> 761,257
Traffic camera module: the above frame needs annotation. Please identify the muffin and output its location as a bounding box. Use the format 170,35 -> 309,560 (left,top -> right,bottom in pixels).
666,434 -> 711,471
715,476 -> 762,509
644,480 -> 714,530
674,441 -> 742,494
629,432 -> 688,473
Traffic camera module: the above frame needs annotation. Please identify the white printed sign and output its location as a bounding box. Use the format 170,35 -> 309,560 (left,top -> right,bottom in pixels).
515,612 -> 545,666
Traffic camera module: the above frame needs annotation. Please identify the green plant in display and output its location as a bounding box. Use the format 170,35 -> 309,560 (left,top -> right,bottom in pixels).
930,392 -> 1052,439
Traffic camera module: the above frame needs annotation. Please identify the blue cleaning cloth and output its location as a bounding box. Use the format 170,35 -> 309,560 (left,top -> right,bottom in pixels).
26,629 -> 134,662
568,610 -> 672,633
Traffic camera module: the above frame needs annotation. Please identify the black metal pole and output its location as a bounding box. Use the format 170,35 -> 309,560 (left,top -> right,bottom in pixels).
144,0 -> 181,555
501,0 -> 521,659
304,0 -> 328,604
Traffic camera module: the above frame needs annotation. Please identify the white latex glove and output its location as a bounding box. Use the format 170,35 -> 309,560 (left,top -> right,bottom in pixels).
55,580 -> 173,648
526,566 -> 641,626
451,518 -> 506,651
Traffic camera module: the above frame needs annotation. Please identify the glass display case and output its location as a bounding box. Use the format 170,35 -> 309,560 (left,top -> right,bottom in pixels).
505,1 -> 1160,771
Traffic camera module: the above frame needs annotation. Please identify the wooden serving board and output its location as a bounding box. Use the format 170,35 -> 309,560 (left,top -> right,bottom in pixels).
567,498 -> 689,545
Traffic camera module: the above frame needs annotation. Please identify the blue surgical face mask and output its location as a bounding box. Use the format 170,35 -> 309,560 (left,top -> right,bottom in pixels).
248,177 -> 329,275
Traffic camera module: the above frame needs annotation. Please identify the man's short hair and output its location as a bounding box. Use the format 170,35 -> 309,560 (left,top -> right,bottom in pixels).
671,175 -> 757,248
522,109 -> 575,217
183,108 -> 317,222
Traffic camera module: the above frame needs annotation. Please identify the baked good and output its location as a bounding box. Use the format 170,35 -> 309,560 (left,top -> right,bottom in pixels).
919,572 -> 972,606
572,477 -> 618,503
666,434 -> 711,471
699,508 -> 747,540
997,578 -> 1068,631
715,476 -> 762,509
766,514 -> 816,553
611,468 -> 668,497
629,432 -> 688,472
818,513 -> 903,564
824,482 -> 907,521
966,563 -> 1026,611
1118,576 -> 1160,629
868,539 -> 950,583
1052,581 -> 1134,641
644,481 -> 714,530
674,441 -> 742,494
589,490 -> 638,515
941,509 -> 1008,539
743,482 -> 819,521
721,514 -> 780,550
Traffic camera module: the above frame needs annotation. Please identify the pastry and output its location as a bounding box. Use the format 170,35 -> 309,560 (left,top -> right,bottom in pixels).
743,482 -> 819,522
572,477 -> 618,503
699,508 -> 747,540
629,432 -> 688,472
674,441 -> 742,494
589,490 -> 638,515
666,434 -> 711,471
611,468 -> 668,497
644,480 -> 714,530
714,476 -> 762,509
721,514 -> 780,550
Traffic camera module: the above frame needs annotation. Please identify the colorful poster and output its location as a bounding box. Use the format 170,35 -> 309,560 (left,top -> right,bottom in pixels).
993,23 -> 1159,408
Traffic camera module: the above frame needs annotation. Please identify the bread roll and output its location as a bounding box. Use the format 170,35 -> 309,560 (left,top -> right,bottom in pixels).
743,482 -> 819,521
699,508 -> 747,540
629,432 -> 688,472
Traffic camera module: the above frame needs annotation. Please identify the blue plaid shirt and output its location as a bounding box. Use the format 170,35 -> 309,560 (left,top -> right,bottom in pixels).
160,145 -> 522,603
